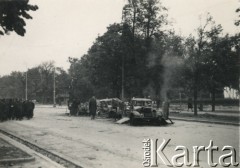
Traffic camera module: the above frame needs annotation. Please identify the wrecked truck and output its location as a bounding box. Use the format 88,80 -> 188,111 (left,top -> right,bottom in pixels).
129,98 -> 167,125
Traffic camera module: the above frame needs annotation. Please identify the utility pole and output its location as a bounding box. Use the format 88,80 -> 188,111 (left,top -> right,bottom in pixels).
121,54 -> 125,101
53,67 -> 56,107
25,70 -> 28,100
121,8 -> 127,102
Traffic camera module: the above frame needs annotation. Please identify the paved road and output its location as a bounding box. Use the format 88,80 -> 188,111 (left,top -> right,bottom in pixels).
0,106 -> 239,168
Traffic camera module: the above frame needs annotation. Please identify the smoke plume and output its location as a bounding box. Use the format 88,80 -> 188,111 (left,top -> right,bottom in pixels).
160,52 -> 183,101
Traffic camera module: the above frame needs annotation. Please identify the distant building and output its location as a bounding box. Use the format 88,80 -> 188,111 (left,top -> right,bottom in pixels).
224,87 -> 239,99
56,93 -> 69,105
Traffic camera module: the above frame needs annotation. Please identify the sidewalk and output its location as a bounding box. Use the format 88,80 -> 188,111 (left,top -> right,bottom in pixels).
170,116 -> 239,126
169,110 -> 239,126
0,137 -> 34,165
171,109 -> 239,117
0,133 -> 64,168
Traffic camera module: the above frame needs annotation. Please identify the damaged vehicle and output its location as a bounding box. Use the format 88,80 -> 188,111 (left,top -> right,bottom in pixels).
98,98 -> 124,120
129,98 -> 166,125
78,102 -> 89,116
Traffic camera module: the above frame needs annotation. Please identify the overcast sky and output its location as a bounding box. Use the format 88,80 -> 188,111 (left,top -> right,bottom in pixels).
0,0 -> 239,76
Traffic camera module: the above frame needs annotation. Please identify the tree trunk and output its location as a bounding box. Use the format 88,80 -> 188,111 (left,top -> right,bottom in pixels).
132,8 -> 136,63
193,85 -> 198,116
211,88 -> 215,112
193,72 -> 198,116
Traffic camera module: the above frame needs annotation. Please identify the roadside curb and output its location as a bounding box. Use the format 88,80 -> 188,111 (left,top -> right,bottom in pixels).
0,156 -> 35,164
0,132 -> 65,168
0,129 -> 83,168
170,117 -> 240,126
0,136 -> 35,164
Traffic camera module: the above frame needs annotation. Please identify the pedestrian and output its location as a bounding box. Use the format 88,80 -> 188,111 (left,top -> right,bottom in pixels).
24,100 -> 34,119
89,96 -> 97,120
22,100 -> 27,118
9,99 -> 15,120
70,99 -> 79,116
187,98 -> 193,112
15,99 -> 23,120
2,99 -> 8,121
198,103 -> 203,111
68,100 -> 73,116
27,100 -> 35,119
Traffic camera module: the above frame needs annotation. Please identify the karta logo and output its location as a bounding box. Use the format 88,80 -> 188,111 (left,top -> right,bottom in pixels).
142,139 -> 239,167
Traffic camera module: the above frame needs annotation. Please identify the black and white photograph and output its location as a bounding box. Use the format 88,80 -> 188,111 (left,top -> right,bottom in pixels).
0,0 -> 239,167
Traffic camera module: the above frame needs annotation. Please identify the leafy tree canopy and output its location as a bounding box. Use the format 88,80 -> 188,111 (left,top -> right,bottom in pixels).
0,0 -> 38,36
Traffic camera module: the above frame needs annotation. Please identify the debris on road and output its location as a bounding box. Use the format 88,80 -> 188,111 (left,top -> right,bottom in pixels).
115,117 -> 129,124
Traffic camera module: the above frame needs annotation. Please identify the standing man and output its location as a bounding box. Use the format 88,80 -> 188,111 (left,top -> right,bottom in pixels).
89,96 -> 97,120
25,100 -> 35,119
15,99 -> 23,120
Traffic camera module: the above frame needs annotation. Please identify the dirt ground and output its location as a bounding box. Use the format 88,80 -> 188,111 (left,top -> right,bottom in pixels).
0,105 -> 239,168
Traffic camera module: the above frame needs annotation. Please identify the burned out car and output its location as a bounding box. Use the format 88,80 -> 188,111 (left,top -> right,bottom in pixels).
78,102 -> 89,115
129,98 -> 164,125
98,98 -> 124,120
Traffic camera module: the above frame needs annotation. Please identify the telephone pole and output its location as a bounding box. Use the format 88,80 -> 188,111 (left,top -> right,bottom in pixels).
53,67 -> 56,107
121,9 -> 127,101
121,54 -> 125,101
25,70 -> 28,100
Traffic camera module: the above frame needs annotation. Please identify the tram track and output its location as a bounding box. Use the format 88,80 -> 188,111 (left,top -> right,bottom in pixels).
0,129 -> 83,168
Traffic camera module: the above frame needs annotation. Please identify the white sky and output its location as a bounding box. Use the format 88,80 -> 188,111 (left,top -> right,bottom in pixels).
0,0 -> 239,76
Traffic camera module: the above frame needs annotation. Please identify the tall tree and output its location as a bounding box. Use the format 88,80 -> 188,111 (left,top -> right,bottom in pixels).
122,0 -> 169,98
203,33 -> 239,111
201,24 -> 223,111
122,0 -> 168,59
184,14 -> 215,115
138,0 -> 168,47
27,67 -> 42,100
68,56 -> 94,102
0,71 -> 25,98
37,61 -> 55,103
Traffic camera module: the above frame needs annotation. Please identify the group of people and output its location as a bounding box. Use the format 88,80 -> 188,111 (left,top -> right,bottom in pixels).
0,99 -> 35,122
